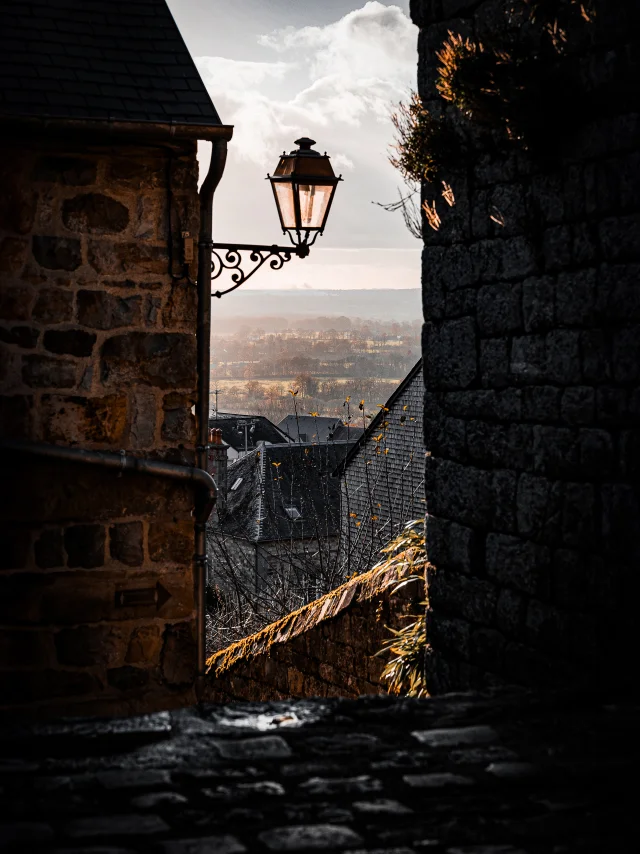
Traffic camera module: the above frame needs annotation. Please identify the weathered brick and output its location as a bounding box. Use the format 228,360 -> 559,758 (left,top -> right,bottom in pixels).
477,283 -> 522,335
100,332 -> 196,389
424,318 -> 477,389
64,524 -> 105,568
32,288 -> 74,323
77,290 -> 142,330
109,522 -> 144,566
22,355 -> 76,388
148,520 -> 193,563
41,394 -> 128,444
32,236 -> 82,271
486,533 -> 550,597
62,193 -> 130,234
43,328 -> 96,357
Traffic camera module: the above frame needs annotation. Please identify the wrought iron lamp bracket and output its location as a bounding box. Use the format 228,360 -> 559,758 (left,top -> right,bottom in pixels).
208,236 -> 320,298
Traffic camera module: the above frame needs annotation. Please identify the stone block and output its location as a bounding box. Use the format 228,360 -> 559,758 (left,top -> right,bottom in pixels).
522,386 -> 561,423
32,236 -> 82,271
0,284 -> 35,321
34,528 -> 65,568
162,392 -> 196,443
599,213 -> 640,262
429,415 -> 466,460
601,484 -> 639,557
581,329 -> 610,382
516,473 -> 563,543
601,263 -> 640,321
163,281 -> 198,328
88,240 -> 168,275
522,275 -> 555,333
22,355 -> 76,388
109,522 -> 144,566
130,387 -> 157,448
33,155 -> 97,185
100,332 -> 196,389
443,388 -> 522,422
466,420 -> 533,470
56,623 -> 125,667
64,524 -> 105,568
545,330 -> 581,384
424,317 -> 477,389
530,172 -> 565,224
556,269 -> 596,326
107,155 -> 165,188
510,335 -> 545,384
427,566 -> 497,625
77,290 -> 142,330
427,458 -> 515,532
444,287 -> 476,318
620,429 -> 640,479
560,387 -> 595,425
612,325 -> 640,383
148,520 -> 193,563
0,325 -> 39,348
486,533 -> 550,597
32,288 -> 74,324
596,387 -> 627,426
43,328 -> 96,357
62,193 -> 130,234
0,394 -> 33,438
578,428 -> 615,478
562,483 -> 597,548
477,283 -> 522,335
426,609 -> 470,660
495,588 -> 526,637
0,236 -> 29,274
542,225 -> 572,272
41,394 -> 128,445
532,425 -> 580,478
479,337 -> 510,388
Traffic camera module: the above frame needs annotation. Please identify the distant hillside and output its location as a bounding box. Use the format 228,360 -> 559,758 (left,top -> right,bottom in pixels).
211,289 -> 422,330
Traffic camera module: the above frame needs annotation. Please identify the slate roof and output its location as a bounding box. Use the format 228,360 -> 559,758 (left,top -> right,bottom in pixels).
335,359 -> 424,476
0,0 -> 223,127
221,443 -> 349,544
278,415 -> 365,445
210,414 -> 292,455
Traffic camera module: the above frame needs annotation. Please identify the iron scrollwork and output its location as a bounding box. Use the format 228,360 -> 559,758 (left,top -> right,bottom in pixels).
210,243 -> 309,298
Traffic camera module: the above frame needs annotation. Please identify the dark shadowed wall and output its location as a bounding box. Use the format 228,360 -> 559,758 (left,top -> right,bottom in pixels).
412,0 -> 639,692
0,142 -> 201,717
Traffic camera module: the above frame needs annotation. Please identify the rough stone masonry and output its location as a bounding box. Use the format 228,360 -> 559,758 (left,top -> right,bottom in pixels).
412,0 -> 640,692
0,142 -> 202,717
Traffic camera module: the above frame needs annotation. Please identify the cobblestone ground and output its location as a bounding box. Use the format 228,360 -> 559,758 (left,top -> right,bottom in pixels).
0,690 -> 633,853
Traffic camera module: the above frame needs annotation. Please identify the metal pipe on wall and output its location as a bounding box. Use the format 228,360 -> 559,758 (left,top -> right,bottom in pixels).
195,139 -> 228,692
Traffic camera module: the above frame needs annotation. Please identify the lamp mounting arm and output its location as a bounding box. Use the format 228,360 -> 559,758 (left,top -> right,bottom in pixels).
205,237 -> 319,298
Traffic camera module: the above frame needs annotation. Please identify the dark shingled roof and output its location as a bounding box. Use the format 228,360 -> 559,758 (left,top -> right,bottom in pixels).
278,414 -> 364,445
0,0 -> 223,126
221,442 -> 351,544
209,414 -> 292,455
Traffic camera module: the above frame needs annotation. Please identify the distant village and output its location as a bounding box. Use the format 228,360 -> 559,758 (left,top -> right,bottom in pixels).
206,359 -> 425,650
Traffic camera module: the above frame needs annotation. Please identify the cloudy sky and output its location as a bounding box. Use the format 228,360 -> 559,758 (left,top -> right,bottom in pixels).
166,0 -> 420,289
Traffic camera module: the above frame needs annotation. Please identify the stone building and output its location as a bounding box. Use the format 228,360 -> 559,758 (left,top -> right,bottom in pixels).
336,360 -> 425,575
412,0 -> 639,692
0,0 -> 232,716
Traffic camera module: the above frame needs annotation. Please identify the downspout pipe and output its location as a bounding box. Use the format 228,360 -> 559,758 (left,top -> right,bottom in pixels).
196,139 -> 228,693
0,440 -> 217,521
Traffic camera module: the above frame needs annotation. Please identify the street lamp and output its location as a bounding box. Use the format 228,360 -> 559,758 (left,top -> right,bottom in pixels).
210,137 -> 342,297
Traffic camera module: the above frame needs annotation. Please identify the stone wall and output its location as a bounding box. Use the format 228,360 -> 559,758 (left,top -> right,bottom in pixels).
412,0 -> 640,691
203,562 -> 420,702
0,141 -> 201,717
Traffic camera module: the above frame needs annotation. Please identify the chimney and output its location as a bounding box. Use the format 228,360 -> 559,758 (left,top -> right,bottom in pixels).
207,428 -> 227,518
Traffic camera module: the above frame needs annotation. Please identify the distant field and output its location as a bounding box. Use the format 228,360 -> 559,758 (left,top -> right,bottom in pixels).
209,378 -> 403,388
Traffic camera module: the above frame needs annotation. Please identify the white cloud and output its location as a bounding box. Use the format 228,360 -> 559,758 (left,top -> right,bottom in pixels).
195,1 -> 415,166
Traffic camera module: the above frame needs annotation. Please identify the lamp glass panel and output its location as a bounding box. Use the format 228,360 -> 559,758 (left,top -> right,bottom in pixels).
298,183 -> 331,229
273,182 -> 297,229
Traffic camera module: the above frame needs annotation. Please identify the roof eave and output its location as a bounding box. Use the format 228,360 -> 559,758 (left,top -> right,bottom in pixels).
0,115 -> 234,144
